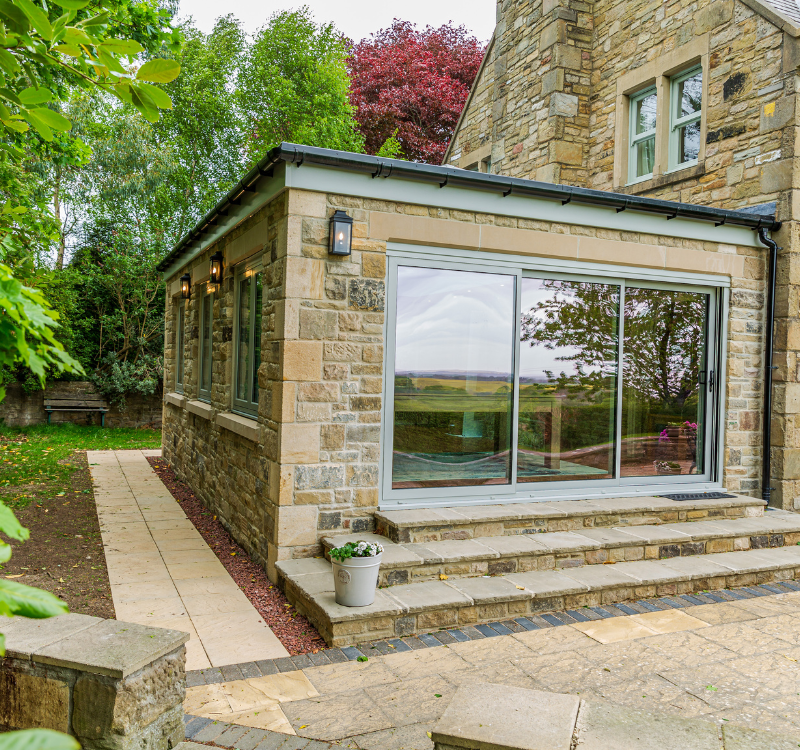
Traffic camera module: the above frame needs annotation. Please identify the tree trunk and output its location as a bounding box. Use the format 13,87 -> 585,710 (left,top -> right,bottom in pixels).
54,171 -> 66,270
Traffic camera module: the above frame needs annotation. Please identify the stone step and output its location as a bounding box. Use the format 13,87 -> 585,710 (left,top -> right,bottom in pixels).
276,544 -> 800,647
374,494 -> 765,544
318,510 -> 800,587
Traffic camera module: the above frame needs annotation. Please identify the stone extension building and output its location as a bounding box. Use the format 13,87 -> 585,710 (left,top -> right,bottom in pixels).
445,0 -> 800,511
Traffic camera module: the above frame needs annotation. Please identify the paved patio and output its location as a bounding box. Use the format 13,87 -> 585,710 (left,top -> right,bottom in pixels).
89,449 -> 288,670
183,589 -> 800,749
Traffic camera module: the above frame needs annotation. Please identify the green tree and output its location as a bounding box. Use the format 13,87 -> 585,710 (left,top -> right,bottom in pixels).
237,7 -> 364,162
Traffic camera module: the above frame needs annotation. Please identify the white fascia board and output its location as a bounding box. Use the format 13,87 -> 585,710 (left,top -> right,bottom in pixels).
284,162 -> 762,249
160,164 -> 288,281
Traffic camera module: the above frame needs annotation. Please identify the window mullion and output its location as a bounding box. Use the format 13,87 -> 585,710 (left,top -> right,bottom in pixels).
511,269 -> 522,493
614,280 -> 626,484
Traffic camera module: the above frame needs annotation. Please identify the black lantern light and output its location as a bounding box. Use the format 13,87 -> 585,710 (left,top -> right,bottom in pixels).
180,272 -> 191,299
329,210 -> 353,256
210,251 -> 224,285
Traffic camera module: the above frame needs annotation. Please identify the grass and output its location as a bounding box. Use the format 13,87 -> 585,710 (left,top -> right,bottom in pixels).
0,423 -> 161,509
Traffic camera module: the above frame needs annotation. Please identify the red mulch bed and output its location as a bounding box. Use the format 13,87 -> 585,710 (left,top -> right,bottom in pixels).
146,456 -> 326,656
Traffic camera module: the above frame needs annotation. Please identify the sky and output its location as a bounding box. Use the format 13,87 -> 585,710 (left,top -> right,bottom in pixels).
177,0 -> 496,43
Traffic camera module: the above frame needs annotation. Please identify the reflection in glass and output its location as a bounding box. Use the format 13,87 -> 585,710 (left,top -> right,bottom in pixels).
518,279 -> 619,483
679,120 -> 700,164
635,138 -> 655,177
392,267 -> 516,489
635,92 -> 657,133
252,272 -> 263,404
621,288 -> 708,478
200,293 -> 212,393
237,276 -> 251,402
678,72 -> 702,116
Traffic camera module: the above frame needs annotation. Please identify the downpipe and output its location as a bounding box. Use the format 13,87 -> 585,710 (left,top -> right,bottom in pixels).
757,226 -> 781,505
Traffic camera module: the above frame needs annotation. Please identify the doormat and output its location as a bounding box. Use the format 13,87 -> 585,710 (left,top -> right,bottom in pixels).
657,491 -> 738,501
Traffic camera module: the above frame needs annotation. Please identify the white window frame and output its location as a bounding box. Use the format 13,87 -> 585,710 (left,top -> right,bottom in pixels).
668,66 -> 702,173
175,301 -> 185,394
232,256 -> 263,418
380,245 -> 728,509
628,86 -> 657,185
198,288 -> 213,403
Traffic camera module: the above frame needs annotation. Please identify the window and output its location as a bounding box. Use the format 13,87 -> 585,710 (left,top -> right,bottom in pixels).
464,157 -> 492,174
669,67 -> 702,172
628,87 -> 657,183
175,301 -> 185,394
233,259 -> 263,416
198,289 -> 213,402
383,259 -> 722,505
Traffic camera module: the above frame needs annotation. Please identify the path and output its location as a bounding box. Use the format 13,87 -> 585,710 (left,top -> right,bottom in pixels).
88,449 -> 288,670
183,586 -> 800,748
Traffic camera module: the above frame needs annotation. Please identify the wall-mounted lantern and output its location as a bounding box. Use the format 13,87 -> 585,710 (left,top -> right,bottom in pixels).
180,272 -> 191,299
210,251 -> 224,286
329,210 -> 353,256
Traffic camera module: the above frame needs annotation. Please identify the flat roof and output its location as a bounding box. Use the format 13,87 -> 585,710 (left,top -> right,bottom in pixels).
157,143 -> 780,273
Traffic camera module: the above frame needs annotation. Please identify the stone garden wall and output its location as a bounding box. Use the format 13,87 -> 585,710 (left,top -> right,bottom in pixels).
0,381 -> 162,429
162,183 -> 767,576
0,613 -> 187,750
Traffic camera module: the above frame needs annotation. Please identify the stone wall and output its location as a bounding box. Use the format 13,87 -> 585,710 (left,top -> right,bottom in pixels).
1,613 -> 187,750
446,0 -> 800,509
0,381 -> 163,429
161,183 -> 766,576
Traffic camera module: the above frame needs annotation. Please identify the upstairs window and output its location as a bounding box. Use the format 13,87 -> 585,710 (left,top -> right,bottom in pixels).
628,87 -> 657,183
233,259 -> 263,417
175,301 -> 185,394
669,67 -> 702,171
198,289 -> 213,402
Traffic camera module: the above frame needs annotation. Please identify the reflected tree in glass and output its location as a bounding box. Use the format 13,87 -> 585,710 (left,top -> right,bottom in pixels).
391,267 -> 516,489
621,288 -> 708,477
519,279 -> 620,482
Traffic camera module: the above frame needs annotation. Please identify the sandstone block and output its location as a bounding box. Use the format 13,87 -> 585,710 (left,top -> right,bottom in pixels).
550,92 -> 578,118
294,464 -> 345,490
0,670 -> 70,733
277,505 -> 319,546
760,96 -> 795,134
285,256 -> 323,299
282,340 -> 322,381
348,278 -> 385,311
361,252 -> 386,279
280,423 -> 320,464
550,140 -> 583,165
542,69 -> 564,95
299,309 -> 337,340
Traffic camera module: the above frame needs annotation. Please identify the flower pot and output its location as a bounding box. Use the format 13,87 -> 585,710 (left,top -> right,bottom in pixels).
332,553 -> 382,607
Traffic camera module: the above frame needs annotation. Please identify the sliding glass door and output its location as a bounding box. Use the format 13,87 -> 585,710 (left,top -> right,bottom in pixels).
383,259 -> 721,505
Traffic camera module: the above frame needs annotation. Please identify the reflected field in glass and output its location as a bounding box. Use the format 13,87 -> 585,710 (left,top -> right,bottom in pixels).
392,267 -> 516,489
518,278 -> 620,483
621,287 -> 708,477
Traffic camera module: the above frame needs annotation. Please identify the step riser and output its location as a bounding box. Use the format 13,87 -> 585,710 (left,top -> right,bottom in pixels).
378,505 -> 762,544
370,532 -> 800,586
287,566 -> 800,647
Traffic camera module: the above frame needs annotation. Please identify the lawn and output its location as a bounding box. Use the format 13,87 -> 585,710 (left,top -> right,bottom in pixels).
0,423 -> 161,509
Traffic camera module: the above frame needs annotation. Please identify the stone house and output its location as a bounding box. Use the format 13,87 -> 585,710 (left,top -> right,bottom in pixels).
157,143 -> 800,646
445,0 -> 800,512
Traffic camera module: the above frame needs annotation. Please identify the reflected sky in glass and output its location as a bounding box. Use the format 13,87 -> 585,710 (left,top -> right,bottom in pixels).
395,267 -> 516,376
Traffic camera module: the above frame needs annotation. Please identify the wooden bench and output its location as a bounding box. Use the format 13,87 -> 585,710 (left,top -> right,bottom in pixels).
43,384 -> 109,426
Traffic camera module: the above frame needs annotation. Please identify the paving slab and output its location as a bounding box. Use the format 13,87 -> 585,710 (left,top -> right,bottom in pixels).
432,683 -> 579,750
386,581 -> 473,613
576,700 -> 721,750
91,449 -> 288,668
505,570 -> 590,596
447,576 -> 533,605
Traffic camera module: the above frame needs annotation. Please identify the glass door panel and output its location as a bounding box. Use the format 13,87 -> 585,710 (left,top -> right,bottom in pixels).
236,276 -> 251,402
621,287 -> 709,478
518,278 -> 620,483
391,266 -> 516,489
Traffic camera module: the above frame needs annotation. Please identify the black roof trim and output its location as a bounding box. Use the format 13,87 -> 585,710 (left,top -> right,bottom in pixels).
157,143 -> 781,273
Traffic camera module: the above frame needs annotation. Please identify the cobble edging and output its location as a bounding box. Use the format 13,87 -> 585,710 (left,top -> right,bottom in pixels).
185,580 -> 800,688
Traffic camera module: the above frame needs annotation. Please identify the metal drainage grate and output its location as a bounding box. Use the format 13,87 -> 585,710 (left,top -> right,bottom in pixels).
657,491 -> 737,501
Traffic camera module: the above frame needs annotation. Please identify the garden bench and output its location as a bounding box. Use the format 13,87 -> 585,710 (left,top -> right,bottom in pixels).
43,383 -> 109,426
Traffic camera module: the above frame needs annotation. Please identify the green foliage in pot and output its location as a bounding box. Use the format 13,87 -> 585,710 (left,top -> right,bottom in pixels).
329,540 -> 384,562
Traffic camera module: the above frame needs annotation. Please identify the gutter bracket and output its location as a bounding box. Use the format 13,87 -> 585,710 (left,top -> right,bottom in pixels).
561,193 -> 573,205
503,183 -> 514,197
616,200 -> 629,214
666,209 -> 679,220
